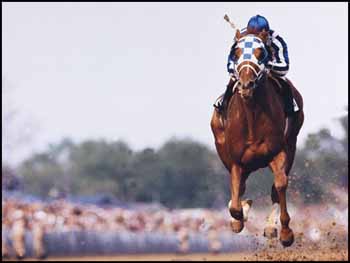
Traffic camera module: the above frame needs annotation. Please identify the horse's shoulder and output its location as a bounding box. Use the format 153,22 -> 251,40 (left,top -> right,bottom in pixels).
266,75 -> 282,94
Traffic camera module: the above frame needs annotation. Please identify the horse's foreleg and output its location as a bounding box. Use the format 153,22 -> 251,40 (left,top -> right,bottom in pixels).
269,150 -> 294,247
237,175 -> 252,222
211,110 -> 231,171
228,165 -> 245,233
264,184 -> 279,238
264,195 -> 279,239
228,177 -> 252,222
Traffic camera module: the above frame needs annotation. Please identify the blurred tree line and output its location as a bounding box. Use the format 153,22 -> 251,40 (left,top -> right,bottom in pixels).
2,109 -> 348,208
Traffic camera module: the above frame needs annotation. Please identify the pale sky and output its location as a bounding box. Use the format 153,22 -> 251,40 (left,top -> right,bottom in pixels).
2,2 -> 348,165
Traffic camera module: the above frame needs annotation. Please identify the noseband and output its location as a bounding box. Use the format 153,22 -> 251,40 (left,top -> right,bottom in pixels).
238,62 -> 264,82
235,61 -> 265,97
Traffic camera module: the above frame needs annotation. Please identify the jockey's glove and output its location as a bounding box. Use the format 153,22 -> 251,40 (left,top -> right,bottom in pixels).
229,73 -> 238,81
266,61 -> 273,69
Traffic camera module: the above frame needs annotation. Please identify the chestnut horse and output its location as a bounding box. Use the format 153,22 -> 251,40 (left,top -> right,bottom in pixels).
211,29 -> 304,247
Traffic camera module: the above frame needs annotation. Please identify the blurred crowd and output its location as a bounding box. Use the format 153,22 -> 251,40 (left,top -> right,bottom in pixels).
2,187 -> 348,259
2,197 -> 231,259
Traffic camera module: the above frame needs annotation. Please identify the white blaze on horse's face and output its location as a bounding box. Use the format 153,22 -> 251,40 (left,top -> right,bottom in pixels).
234,35 -> 268,95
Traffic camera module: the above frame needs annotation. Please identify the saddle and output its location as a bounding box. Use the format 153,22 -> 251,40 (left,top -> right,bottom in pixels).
214,74 -> 299,119
268,75 -> 299,114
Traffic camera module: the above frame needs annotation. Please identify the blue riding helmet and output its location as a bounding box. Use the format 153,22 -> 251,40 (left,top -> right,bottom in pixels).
247,15 -> 270,32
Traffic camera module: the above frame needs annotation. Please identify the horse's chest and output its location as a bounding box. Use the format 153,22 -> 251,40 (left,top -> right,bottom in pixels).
226,103 -> 285,167
232,142 -> 265,169
227,131 -> 282,167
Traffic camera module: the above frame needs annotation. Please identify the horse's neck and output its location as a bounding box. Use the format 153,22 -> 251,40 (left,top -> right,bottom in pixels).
233,76 -> 271,114
230,76 -> 282,141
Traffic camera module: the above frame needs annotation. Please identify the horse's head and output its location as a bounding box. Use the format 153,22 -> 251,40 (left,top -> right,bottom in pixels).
233,29 -> 269,100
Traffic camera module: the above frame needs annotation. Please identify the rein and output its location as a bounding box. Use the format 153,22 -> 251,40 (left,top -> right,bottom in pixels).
238,63 -> 260,78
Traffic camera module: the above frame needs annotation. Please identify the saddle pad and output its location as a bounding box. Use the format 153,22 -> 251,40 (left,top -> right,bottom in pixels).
269,76 -> 300,112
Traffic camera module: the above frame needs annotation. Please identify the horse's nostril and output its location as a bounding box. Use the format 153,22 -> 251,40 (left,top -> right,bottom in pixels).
243,85 -> 251,90
239,80 -> 254,89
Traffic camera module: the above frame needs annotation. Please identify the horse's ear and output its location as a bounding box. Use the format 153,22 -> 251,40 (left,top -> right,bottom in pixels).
235,29 -> 241,41
258,30 -> 269,43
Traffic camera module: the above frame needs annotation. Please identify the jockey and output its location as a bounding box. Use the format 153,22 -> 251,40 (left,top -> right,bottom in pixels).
215,14 -> 297,120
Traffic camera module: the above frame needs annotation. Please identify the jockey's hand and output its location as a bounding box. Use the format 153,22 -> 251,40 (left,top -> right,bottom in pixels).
265,62 -> 273,75
229,73 -> 237,81
266,61 -> 274,70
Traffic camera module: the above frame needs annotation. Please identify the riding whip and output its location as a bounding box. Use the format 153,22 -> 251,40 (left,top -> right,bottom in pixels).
224,14 -> 236,29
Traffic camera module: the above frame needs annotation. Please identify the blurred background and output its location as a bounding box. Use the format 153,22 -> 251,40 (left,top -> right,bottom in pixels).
2,2 -> 348,260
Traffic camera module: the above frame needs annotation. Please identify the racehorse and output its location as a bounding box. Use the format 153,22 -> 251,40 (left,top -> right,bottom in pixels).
210,29 -> 304,247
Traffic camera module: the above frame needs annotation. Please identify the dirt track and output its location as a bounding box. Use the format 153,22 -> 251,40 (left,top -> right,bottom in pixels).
3,218 -> 348,261
3,197 -> 348,261
4,228 -> 348,261
3,249 -> 348,261
245,232 -> 348,261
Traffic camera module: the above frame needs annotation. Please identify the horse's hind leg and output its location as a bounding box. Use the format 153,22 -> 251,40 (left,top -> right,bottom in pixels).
264,185 -> 279,239
268,150 -> 294,247
265,135 -> 298,239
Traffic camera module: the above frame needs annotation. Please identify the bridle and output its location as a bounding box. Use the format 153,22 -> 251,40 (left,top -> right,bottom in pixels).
237,62 -> 264,86
234,35 -> 269,91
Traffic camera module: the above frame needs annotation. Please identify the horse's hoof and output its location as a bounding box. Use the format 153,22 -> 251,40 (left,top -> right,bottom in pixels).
264,226 -> 278,239
242,199 -> 253,207
280,228 -> 294,247
242,199 -> 253,222
230,218 -> 244,233
228,200 -> 244,220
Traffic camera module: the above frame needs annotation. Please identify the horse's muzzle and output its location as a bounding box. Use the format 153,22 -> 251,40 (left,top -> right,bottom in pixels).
238,87 -> 253,99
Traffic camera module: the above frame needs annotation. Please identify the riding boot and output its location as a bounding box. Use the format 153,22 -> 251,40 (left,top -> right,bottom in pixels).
283,86 -> 295,117
281,80 -> 295,138
214,77 -> 236,117
284,116 -> 294,138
